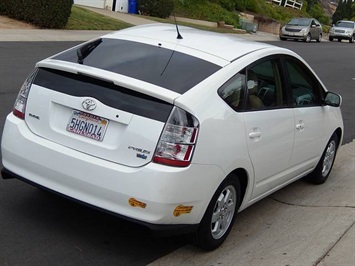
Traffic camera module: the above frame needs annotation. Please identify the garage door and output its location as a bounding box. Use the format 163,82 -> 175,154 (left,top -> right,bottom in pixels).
74,0 -> 105,9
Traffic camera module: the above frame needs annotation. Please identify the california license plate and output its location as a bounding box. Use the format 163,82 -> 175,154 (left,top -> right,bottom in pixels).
66,110 -> 109,142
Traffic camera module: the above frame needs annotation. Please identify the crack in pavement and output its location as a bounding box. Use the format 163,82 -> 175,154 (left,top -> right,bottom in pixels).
269,196 -> 355,209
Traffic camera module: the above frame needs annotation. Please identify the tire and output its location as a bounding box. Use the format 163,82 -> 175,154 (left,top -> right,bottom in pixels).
329,36 -> 333,41
304,33 -> 311,43
350,36 -> 354,43
305,134 -> 339,184
280,37 -> 287,41
317,33 -> 322,42
338,38 -> 342,42
194,175 -> 241,250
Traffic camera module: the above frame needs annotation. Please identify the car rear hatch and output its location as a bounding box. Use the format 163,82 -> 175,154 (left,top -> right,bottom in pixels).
23,37 -> 221,167
25,66 -> 175,167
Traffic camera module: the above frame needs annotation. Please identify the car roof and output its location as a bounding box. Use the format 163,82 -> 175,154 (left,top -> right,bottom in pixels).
101,23 -> 274,64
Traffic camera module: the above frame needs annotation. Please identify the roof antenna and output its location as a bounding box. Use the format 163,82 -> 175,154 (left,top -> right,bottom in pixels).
173,12 -> 183,39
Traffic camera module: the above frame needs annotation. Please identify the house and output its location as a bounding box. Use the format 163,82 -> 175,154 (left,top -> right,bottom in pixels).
74,0 -> 129,12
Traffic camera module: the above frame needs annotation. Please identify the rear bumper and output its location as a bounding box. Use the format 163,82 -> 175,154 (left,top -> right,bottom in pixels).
1,113 -> 224,228
1,167 -> 198,236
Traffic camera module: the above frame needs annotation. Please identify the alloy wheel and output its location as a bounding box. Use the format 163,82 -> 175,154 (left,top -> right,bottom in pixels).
211,185 -> 237,239
322,140 -> 336,177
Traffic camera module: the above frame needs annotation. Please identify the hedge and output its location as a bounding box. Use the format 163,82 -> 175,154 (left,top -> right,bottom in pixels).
0,0 -> 73,29
138,0 -> 174,18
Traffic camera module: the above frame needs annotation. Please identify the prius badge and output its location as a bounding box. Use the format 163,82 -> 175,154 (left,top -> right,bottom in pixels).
82,99 -> 97,111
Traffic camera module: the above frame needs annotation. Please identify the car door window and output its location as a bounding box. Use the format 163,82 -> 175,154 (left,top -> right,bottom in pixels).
218,58 -> 288,112
284,58 -> 323,107
245,58 -> 287,110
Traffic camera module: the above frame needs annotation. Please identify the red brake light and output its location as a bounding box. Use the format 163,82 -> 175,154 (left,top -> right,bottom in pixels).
153,107 -> 199,167
13,69 -> 37,119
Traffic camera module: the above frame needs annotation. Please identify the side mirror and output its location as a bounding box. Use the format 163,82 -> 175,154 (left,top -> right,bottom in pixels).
323,91 -> 342,107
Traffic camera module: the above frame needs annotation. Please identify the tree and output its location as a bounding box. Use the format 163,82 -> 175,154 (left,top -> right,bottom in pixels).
332,0 -> 346,23
345,0 -> 353,19
306,0 -> 320,12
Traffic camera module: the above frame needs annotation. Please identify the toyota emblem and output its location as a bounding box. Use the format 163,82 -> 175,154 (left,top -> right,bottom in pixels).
82,99 -> 97,111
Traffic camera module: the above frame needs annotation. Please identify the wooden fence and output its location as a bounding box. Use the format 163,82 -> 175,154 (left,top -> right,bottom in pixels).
271,0 -> 303,10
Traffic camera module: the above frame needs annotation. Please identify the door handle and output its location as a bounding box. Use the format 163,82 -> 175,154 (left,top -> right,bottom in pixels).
249,128 -> 261,141
296,121 -> 305,131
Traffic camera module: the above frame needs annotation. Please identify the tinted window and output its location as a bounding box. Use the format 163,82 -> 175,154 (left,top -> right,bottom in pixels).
284,57 -> 324,107
34,68 -> 173,122
219,58 -> 287,112
245,58 -> 287,110
218,72 -> 246,112
54,39 -> 221,94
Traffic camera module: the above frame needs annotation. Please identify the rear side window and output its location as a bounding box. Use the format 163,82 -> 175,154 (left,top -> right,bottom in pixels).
34,68 -> 173,122
53,39 -> 221,94
218,72 -> 246,112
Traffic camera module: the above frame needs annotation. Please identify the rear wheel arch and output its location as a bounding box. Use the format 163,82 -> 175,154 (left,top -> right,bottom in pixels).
193,168 -> 249,250
230,168 -> 248,205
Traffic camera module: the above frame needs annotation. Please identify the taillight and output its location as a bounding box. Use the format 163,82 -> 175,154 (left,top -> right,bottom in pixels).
153,107 -> 199,167
13,69 -> 37,119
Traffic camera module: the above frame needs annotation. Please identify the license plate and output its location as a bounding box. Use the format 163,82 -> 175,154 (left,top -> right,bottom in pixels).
66,110 -> 109,142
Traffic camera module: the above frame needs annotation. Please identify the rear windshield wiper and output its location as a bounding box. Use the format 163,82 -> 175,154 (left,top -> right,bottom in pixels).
77,38 -> 102,65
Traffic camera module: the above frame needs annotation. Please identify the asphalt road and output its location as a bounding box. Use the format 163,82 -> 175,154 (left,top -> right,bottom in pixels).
0,41 -> 354,266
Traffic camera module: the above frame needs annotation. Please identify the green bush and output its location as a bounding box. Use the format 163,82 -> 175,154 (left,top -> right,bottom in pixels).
235,0 -> 247,12
174,0 -> 239,26
138,0 -> 175,18
0,0 -> 73,29
209,0 -> 236,11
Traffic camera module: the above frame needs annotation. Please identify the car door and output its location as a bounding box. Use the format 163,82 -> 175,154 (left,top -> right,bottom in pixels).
241,57 -> 295,199
283,56 -> 327,175
311,19 -> 321,38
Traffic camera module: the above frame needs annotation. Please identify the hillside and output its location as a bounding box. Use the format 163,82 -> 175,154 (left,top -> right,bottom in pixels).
320,0 -> 337,17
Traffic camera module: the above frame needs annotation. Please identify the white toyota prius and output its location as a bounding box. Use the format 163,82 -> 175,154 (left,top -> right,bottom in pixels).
1,24 -> 343,250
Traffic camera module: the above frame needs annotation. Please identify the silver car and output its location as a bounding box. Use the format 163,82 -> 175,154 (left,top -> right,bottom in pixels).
280,18 -> 323,42
329,20 -> 355,43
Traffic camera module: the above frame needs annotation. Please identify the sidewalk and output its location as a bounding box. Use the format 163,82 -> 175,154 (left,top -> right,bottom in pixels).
149,141 -> 355,266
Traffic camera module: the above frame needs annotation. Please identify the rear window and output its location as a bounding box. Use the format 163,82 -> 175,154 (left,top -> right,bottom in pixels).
53,38 -> 221,94
34,68 -> 173,122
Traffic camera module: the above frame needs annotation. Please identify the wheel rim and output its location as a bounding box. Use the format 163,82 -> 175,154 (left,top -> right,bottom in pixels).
306,34 -> 311,42
211,185 -> 236,240
322,140 -> 336,177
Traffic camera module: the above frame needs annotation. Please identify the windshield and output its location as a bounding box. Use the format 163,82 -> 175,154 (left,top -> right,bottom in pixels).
288,18 -> 311,26
336,21 -> 354,28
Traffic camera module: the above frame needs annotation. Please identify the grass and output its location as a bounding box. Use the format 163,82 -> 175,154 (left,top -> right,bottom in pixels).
141,15 -> 245,34
65,5 -> 242,34
65,6 -> 133,30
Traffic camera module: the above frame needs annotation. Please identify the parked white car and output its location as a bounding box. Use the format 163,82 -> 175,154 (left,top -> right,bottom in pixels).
1,24 -> 343,250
